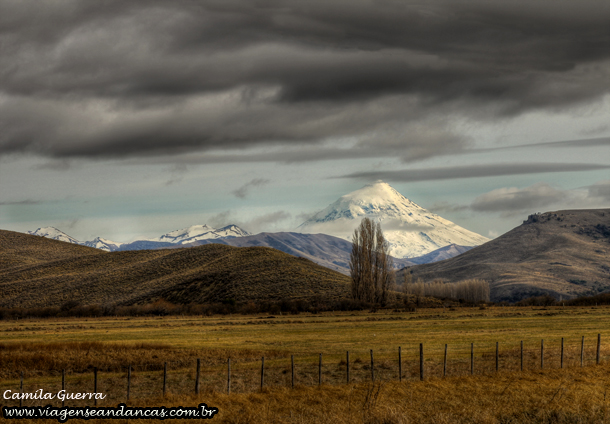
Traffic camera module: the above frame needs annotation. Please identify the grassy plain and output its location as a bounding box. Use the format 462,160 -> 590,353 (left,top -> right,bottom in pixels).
2,305 -> 610,422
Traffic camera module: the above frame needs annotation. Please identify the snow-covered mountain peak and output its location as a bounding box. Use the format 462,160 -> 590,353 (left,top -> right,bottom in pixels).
82,237 -> 123,252
27,227 -> 80,244
298,181 -> 489,259
155,224 -> 250,244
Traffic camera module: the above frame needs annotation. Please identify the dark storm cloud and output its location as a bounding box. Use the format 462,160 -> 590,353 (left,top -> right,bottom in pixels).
337,163 -> 610,183
1,0 -> 610,159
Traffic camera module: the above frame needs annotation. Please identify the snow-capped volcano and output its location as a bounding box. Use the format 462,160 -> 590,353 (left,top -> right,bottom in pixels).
154,224 -> 251,244
27,227 -> 81,244
297,180 -> 489,259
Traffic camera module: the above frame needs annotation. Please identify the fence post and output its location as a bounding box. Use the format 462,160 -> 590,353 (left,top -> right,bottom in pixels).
163,362 -> 167,398
346,351 -> 350,384
62,369 -> 65,407
496,342 -> 499,372
227,358 -> 231,394
581,336 -> 585,367
561,338 -> 564,369
291,355 -> 295,388
398,347 -> 402,382
94,367 -> 98,406
127,365 -> 131,401
319,354 -> 322,386
195,359 -> 200,395
370,350 -> 375,382
470,343 -> 474,375
597,334 -> 601,365
541,339 -> 544,369
443,344 -> 448,377
520,341 -> 523,372
260,357 -> 265,391
20,371 -> 23,407
419,343 -> 424,381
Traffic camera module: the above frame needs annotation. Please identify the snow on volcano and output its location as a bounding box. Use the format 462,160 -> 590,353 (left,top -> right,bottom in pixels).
297,180 -> 489,259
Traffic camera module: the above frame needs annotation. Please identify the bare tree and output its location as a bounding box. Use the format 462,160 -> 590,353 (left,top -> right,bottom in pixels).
350,218 -> 395,305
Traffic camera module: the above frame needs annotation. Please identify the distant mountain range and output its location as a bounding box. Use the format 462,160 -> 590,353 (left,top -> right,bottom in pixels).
25,181 -> 488,272
404,209 -> 610,302
28,224 -> 251,252
26,226 -> 472,274
298,180 -> 489,258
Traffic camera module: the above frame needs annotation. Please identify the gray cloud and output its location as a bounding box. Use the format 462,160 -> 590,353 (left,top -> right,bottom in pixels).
588,180 -> 610,201
1,1 -> 609,161
337,163 -> 610,183
206,209 -> 291,233
471,182 -> 569,213
164,164 -> 188,186
232,178 -> 270,199
436,180 -> 610,216
0,199 -> 41,206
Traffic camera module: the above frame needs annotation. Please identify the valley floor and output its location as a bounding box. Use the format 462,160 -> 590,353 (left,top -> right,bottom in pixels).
2,306 -> 610,422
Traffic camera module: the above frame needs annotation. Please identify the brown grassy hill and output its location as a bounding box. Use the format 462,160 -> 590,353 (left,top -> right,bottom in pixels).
0,229 -> 104,270
402,209 -> 610,302
0,230 -> 350,308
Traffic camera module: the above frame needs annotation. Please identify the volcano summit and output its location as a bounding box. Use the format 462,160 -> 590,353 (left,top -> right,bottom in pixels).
298,181 -> 489,258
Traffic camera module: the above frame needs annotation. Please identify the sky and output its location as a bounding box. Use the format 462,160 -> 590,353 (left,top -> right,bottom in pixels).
1,0 -> 609,243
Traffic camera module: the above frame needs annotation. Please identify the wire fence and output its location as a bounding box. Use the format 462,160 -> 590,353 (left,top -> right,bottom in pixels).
0,335 -> 606,407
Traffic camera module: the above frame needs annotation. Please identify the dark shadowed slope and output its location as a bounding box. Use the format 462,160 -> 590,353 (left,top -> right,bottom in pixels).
180,231 -> 415,273
0,230 -> 350,308
403,209 -> 610,302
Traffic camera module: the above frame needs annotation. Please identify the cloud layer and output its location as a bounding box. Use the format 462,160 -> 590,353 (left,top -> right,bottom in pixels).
1,0 -> 610,161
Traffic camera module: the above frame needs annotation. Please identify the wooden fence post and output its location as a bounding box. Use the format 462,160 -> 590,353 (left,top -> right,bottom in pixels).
62,369 -> 65,407
581,336 -> 585,367
398,347 -> 402,382
291,355 -> 295,388
597,334 -> 601,365
370,350 -> 374,382
346,351 -> 350,384
443,344 -> 448,377
163,362 -> 167,398
496,342 -> 499,372
541,339 -> 544,369
260,357 -> 265,391
20,371 -> 23,407
127,365 -> 131,401
94,367 -> 98,406
561,338 -> 564,369
318,354 -> 322,386
419,343 -> 424,381
195,359 -> 200,395
470,343 -> 474,375
227,358 -> 231,394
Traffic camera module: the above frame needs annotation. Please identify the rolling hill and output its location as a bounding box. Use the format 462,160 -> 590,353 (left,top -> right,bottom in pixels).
0,230 -> 350,308
403,209 -> 610,302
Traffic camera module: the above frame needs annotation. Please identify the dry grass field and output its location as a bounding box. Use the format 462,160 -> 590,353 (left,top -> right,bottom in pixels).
2,305 -> 610,422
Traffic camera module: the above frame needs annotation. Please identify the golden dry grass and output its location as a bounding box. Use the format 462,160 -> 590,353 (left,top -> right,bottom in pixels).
4,366 -> 610,423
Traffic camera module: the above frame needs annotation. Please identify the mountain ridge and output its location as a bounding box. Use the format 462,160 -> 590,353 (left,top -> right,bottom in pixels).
403,209 -> 610,302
